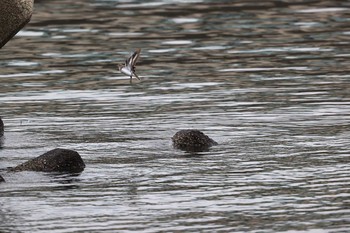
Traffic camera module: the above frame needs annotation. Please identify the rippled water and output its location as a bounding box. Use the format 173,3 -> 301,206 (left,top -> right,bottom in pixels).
1,0 -> 350,232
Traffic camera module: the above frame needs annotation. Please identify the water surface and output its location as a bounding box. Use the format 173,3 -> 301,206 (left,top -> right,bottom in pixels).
1,0 -> 350,232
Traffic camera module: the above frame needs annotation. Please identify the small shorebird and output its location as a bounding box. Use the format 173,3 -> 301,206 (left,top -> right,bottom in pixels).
118,48 -> 141,83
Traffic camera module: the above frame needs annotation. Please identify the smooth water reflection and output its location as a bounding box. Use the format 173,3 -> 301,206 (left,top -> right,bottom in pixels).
1,0 -> 350,232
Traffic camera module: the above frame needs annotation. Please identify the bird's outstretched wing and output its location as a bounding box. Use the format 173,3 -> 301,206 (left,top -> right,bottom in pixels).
126,48 -> 141,69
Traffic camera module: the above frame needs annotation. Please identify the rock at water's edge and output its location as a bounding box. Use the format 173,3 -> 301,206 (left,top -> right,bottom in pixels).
0,117 -> 3,136
11,148 -> 85,173
0,0 -> 34,48
172,129 -> 218,152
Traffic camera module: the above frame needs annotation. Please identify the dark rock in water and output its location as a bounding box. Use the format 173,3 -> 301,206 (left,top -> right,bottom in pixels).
11,148 -> 85,173
0,117 -> 3,136
0,0 -> 34,48
0,175 -> 4,182
172,129 -> 218,152
0,117 -> 4,148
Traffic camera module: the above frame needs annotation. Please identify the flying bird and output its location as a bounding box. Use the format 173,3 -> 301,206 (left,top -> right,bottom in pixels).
118,48 -> 141,83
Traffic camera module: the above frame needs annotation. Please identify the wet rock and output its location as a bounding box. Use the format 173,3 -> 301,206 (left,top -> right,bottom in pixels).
172,129 -> 218,152
0,175 -> 4,182
0,117 -> 4,148
0,117 -> 3,136
0,0 -> 34,48
11,148 -> 85,173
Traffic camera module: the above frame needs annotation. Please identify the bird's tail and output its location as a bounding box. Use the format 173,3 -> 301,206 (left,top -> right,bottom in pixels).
133,72 -> 141,81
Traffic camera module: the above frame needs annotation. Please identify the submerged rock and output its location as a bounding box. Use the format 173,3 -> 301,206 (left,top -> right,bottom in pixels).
172,129 -> 218,152
0,175 -> 4,182
11,148 -> 85,173
0,0 -> 34,48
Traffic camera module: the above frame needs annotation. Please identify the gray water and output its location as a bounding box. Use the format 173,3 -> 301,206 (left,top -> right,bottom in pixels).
1,0 -> 350,232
